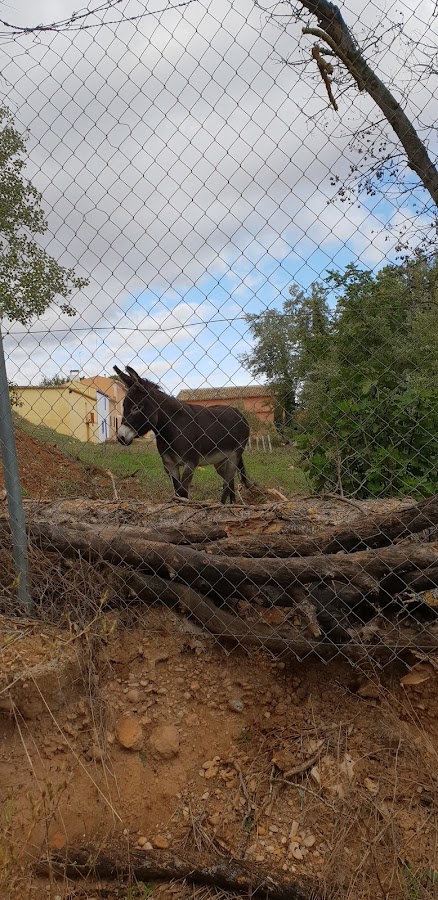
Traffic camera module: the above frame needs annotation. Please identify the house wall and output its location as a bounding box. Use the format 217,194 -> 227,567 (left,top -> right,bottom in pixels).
15,383 -> 101,443
186,394 -> 275,424
80,376 -> 126,439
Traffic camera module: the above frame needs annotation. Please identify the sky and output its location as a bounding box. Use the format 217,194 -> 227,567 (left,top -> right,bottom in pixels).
0,0 -> 436,390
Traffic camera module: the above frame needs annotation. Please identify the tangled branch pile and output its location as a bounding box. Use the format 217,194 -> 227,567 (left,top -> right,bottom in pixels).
1,494 -> 438,662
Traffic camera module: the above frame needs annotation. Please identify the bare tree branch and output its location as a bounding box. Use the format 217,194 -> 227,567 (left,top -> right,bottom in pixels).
294,0 -> 438,207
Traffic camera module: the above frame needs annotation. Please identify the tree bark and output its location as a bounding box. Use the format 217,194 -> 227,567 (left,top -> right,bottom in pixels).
23,520 -> 438,595
35,848 -> 315,900
203,495 -> 438,557
296,0 -> 438,207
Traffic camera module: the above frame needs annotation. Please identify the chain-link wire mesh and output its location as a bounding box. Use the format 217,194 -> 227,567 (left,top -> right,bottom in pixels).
0,0 -> 437,674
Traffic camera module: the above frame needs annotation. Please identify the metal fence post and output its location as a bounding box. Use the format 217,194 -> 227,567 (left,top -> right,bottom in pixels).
0,325 -> 32,612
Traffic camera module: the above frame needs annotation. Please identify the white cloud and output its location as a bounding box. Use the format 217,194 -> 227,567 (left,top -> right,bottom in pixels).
0,0 -> 436,389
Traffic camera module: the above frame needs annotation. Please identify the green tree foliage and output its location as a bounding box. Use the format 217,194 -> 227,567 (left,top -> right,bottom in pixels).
0,106 -> 88,325
240,283 -> 331,430
242,256 -> 438,498
39,373 -> 70,387
299,258 -> 438,497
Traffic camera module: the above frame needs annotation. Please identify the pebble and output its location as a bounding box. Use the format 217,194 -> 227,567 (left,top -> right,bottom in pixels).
127,689 -> 140,703
115,717 -> 143,751
152,835 -> 170,849
303,834 -> 316,848
149,724 -> 180,759
228,698 -> 244,713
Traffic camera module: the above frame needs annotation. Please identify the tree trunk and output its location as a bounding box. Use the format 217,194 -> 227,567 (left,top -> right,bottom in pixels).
296,0 -> 438,207
202,494 -> 438,557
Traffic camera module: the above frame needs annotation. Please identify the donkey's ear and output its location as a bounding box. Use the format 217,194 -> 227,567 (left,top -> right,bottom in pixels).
125,366 -> 144,384
113,365 -> 133,386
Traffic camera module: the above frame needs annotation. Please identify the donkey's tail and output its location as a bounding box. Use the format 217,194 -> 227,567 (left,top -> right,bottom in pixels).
238,454 -> 250,488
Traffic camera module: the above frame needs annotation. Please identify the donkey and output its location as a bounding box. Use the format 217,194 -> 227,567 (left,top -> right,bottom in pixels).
114,365 -> 250,504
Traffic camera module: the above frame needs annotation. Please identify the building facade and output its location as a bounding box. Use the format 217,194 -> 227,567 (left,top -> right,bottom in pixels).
15,376 -> 126,444
177,385 -> 275,426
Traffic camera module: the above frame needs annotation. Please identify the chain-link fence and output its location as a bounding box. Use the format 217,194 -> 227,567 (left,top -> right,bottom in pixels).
0,0 -> 437,671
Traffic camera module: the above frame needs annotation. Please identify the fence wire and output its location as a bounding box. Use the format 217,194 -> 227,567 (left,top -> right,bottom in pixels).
0,0 -> 437,668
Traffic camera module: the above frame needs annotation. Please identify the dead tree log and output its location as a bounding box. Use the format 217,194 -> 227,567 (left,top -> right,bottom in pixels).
27,522 -> 438,590
34,846 -> 312,899
201,495 -> 438,557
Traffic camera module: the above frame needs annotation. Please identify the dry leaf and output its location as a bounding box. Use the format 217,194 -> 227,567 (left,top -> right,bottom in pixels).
340,753 -> 355,781
364,777 -> 379,795
310,765 -> 321,786
330,782 -> 345,800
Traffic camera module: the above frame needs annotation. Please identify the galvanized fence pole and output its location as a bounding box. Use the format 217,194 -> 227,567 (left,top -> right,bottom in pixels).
0,325 -> 32,612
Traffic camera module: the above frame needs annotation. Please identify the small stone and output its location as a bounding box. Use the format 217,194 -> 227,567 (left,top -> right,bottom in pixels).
202,759 -> 216,769
209,814 -> 220,826
149,724 -> 180,759
127,689 -> 140,703
303,834 -> 316,847
116,717 -> 143,751
152,835 -> 169,849
190,681 -> 200,691
228,698 -> 244,713
137,836 -> 148,847
273,750 -> 295,772
204,767 -> 218,780
106,732 -> 115,745
292,845 -> 303,860
90,744 -> 104,761
269,825 -> 279,833
356,680 -> 380,700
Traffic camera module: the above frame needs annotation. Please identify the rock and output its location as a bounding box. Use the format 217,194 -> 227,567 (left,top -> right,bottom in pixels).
127,689 -> 141,703
149,724 -> 180,759
272,750 -> 296,772
228,698 -> 244,713
116,717 -> 143,751
137,836 -> 148,847
291,845 -> 303,860
303,834 -> 316,847
152,835 -> 170,849
356,680 -> 380,700
90,744 -> 104,761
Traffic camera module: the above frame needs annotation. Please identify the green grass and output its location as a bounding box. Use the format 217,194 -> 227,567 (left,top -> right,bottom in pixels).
15,413 -> 308,500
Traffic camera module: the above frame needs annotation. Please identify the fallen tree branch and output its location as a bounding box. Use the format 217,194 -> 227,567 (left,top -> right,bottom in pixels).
201,495 -> 438,557
20,521 -> 438,601
35,847 -> 315,900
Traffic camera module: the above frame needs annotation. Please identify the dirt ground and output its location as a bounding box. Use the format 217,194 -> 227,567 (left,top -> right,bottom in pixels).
1,608 -> 438,900
0,429 -> 114,500
1,434 -> 438,900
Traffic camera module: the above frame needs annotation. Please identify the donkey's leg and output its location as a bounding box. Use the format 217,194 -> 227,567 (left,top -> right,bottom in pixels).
180,461 -> 196,499
215,458 -> 237,504
161,455 -> 185,498
237,451 -> 250,487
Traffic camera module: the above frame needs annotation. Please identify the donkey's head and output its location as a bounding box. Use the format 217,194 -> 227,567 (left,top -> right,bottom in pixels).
114,365 -> 160,445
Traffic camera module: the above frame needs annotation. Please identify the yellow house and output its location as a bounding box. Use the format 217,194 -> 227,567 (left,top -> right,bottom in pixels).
15,381 -> 105,443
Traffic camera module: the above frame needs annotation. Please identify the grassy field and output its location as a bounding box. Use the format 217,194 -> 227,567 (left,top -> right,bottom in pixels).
15,414 -> 309,500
